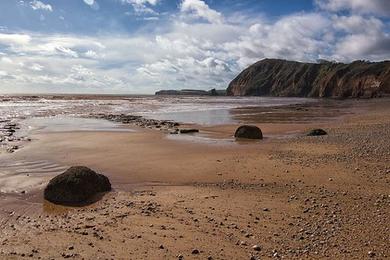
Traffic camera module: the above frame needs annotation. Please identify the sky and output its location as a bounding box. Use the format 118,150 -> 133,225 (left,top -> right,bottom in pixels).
0,0 -> 389,94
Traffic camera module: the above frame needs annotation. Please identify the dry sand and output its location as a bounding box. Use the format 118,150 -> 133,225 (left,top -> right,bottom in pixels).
0,99 -> 389,259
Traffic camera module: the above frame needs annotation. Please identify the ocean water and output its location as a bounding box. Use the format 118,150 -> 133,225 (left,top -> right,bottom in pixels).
0,95 -> 315,126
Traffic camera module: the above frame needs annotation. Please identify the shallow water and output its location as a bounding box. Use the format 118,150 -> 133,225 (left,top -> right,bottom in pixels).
0,95 -> 316,126
0,159 -> 69,193
19,116 -> 133,135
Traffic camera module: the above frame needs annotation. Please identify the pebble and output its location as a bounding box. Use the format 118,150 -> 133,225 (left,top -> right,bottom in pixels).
192,249 -> 200,254
252,245 -> 261,251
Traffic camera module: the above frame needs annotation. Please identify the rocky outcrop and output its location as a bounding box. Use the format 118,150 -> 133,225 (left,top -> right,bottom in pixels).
227,59 -> 390,98
44,166 -> 111,205
234,125 -> 263,139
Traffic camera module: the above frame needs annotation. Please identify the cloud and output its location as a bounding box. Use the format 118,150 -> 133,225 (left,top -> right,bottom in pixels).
0,33 -> 31,45
334,31 -> 390,61
332,15 -> 383,33
1,57 -> 13,64
30,63 -> 44,71
181,0 -> 223,24
316,0 -> 390,16
84,50 -> 99,59
30,0 -> 52,12
125,0 -> 159,5
83,0 -> 99,10
83,0 -> 94,5
121,0 -> 159,15
0,0 -> 389,94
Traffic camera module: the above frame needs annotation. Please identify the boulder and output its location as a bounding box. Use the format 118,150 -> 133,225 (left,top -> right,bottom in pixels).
234,125 -> 263,139
307,129 -> 327,136
44,166 -> 111,205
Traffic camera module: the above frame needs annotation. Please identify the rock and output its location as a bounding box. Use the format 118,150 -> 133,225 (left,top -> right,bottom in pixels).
368,251 -> 376,257
192,249 -> 200,254
234,125 -> 263,139
170,129 -> 179,134
180,129 -> 199,134
44,166 -> 111,205
252,245 -> 261,251
307,129 -> 327,136
6,145 -> 18,153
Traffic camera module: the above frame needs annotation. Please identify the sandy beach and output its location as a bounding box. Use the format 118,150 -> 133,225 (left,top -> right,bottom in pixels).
0,98 -> 389,259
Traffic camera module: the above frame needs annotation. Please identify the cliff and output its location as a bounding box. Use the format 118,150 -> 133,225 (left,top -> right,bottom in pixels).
227,59 -> 390,98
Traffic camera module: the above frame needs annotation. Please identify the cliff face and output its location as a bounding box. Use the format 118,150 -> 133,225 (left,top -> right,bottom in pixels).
227,59 -> 390,98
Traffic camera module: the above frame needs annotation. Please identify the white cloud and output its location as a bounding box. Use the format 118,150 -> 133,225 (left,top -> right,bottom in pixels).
142,16 -> 159,21
0,1 -> 389,94
1,57 -> 13,64
30,0 -> 52,12
83,0 -> 94,5
122,0 -> 159,5
0,71 -> 9,78
30,63 -> 44,71
0,33 -> 31,45
181,0 -> 223,24
83,0 -> 99,10
334,31 -> 390,61
121,0 -> 159,15
84,50 -> 99,59
332,15 -> 383,33
316,0 -> 390,16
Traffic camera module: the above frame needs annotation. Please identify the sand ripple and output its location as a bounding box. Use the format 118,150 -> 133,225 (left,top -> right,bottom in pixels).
0,159 -> 68,193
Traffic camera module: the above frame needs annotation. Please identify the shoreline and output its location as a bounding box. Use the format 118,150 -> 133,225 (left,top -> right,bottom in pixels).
0,98 -> 389,259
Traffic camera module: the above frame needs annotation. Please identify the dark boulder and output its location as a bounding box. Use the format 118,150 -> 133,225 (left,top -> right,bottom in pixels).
44,166 -> 111,205
307,129 -> 327,136
180,129 -> 199,134
234,125 -> 263,139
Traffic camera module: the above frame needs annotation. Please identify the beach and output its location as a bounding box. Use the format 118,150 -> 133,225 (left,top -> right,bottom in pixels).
0,97 -> 389,259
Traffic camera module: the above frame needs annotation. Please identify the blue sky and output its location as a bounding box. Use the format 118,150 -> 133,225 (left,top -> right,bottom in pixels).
0,0 -> 389,94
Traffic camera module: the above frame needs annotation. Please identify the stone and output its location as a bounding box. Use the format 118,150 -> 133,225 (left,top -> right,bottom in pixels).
192,249 -> 200,254
252,245 -> 261,251
307,129 -> 327,136
44,166 -> 111,205
180,129 -> 199,134
234,125 -> 263,139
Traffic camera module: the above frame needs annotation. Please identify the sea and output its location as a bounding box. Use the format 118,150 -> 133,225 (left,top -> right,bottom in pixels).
0,95 -> 315,126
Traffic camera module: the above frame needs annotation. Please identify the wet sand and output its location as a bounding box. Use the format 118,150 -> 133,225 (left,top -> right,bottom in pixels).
0,98 -> 389,259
